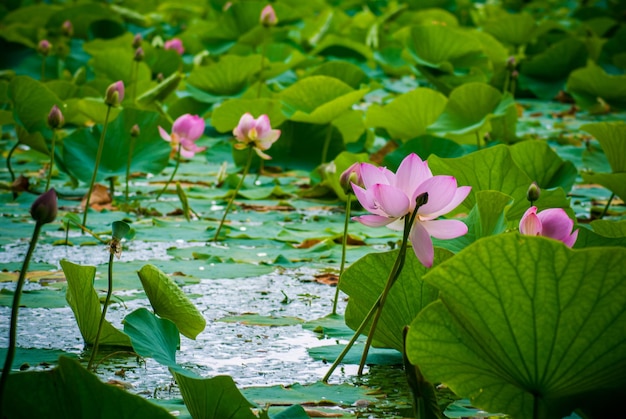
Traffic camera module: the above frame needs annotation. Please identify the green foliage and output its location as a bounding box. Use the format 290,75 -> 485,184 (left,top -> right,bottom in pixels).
123,308 -> 180,368
137,264 -> 206,339
187,55 -> 263,98
406,234 -> 626,419
580,122 -> 626,199
1,357 -> 173,418
566,62 -> 626,112
61,260 -> 131,347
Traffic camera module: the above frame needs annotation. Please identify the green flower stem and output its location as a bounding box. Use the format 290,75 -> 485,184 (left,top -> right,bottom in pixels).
130,61 -> 138,103
321,124 -> 333,165
357,210 -> 416,375
82,105 -> 112,229
256,28 -> 269,99
599,192 -> 615,219
475,131 -> 482,150
125,135 -> 136,202
156,143 -> 182,200
7,141 -> 18,199
87,247 -> 115,371
332,193 -> 352,315
45,129 -> 56,191
0,222 -> 43,401
41,57 -> 46,81
213,147 -> 254,242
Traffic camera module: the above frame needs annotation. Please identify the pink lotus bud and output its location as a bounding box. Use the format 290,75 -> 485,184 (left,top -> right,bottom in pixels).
164,38 -> 184,55
47,105 -> 64,129
104,80 -> 125,107
260,5 -> 278,27
61,20 -> 73,37
37,40 -> 52,56
134,47 -> 144,62
31,188 -> 58,225
130,124 -> 140,138
132,33 -> 143,49
339,162 -> 363,193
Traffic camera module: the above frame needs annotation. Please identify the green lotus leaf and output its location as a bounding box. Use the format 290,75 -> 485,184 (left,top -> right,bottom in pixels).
173,370 -> 258,419
61,260 -> 131,347
383,136 -> 465,170
1,357 -> 173,418
428,145 -> 571,219
581,121 -> 626,172
280,76 -> 368,124
9,75 -> 62,141
406,234 -> 626,419
187,55 -> 262,97
123,308 -> 180,368
341,247 -> 452,352
310,34 -> 374,62
427,82 -> 515,141
566,62 -> 626,111
519,37 -> 588,99
308,60 -> 368,89
581,172 -> 626,201
590,219 -> 626,238
211,98 -> 286,133
62,107 -> 170,183
365,88 -> 447,141
137,264 -> 206,339
136,72 -> 183,108
509,140 -> 578,191
482,12 -> 537,47
405,25 -> 488,74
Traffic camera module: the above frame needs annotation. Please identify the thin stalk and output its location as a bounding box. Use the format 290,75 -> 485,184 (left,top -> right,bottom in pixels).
125,135 -> 137,202
130,61 -> 138,103
0,222 -> 43,401
109,177 -> 115,198
213,147 -> 254,242
156,143 -> 182,200
332,194 -> 352,315
7,141 -> 19,199
321,124 -> 333,165
82,105 -> 112,229
41,57 -> 46,81
357,209 -> 417,375
87,249 -> 115,371
256,36 -> 268,99
475,131 -> 481,150
155,101 -> 174,124
45,129 -> 56,191
599,192 -> 615,219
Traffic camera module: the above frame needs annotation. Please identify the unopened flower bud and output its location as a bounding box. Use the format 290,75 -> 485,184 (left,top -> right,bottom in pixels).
130,124 -> 140,138
260,4 -> 278,27
30,188 -> 58,225
61,20 -> 73,37
156,73 -> 164,83
47,105 -> 64,129
104,80 -> 124,107
506,56 -> 516,71
132,33 -> 143,49
37,40 -> 52,56
134,47 -> 144,62
339,162 -> 363,194
527,182 -> 541,204
511,70 -> 519,80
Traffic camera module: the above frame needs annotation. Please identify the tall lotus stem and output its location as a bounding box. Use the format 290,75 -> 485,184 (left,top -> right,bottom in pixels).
125,124 -> 140,202
214,147 -> 253,241
321,124 -> 333,164
332,194 -> 351,315
37,40 -> 51,81
87,248 -> 115,371
46,105 -> 64,191
156,143 -> 182,200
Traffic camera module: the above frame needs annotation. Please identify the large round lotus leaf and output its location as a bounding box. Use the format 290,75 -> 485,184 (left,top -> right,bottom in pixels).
482,12 -> 536,47
566,62 -> 626,111
365,88 -> 447,141
406,233 -> 626,419
427,82 -> 515,137
581,121 -> 626,173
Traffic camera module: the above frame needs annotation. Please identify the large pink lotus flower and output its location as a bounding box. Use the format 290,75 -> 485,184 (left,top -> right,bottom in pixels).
233,113 -> 281,160
159,114 -> 206,158
164,38 -> 184,55
351,153 -> 471,268
519,206 -> 579,247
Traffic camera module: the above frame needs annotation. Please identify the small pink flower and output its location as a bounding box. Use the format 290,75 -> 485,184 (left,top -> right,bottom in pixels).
37,39 -> 51,56
340,162 -> 363,193
519,206 -> 579,247
104,80 -> 124,107
233,113 -> 281,160
260,4 -> 278,27
351,153 -> 471,268
164,38 -> 184,55
159,114 -> 206,158
61,20 -> 73,37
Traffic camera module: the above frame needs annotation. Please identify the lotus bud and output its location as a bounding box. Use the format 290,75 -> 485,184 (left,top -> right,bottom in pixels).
61,20 -> 73,37
527,182 -> 541,204
30,188 -> 58,225
104,80 -> 124,107
340,162 -> 363,194
260,5 -> 278,27
511,70 -> 519,80
130,124 -> 140,138
156,73 -> 164,83
47,105 -> 64,129
506,56 -> 516,71
164,38 -> 184,55
132,33 -> 143,49
37,40 -> 52,56
133,47 -> 144,62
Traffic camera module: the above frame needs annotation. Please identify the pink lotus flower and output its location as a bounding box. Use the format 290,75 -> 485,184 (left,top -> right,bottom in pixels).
233,113 -> 281,160
159,114 -> 206,158
164,38 -> 184,55
351,153 -> 471,268
519,206 -> 579,247
260,5 -> 278,27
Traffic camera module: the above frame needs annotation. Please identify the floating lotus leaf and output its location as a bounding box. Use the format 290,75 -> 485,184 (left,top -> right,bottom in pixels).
566,62 -> 626,111
365,88 -> 447,141
482,12 -> 537,47
406,234 -> 626,419
309,60 -> 368,89
187,55 -> 262,97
